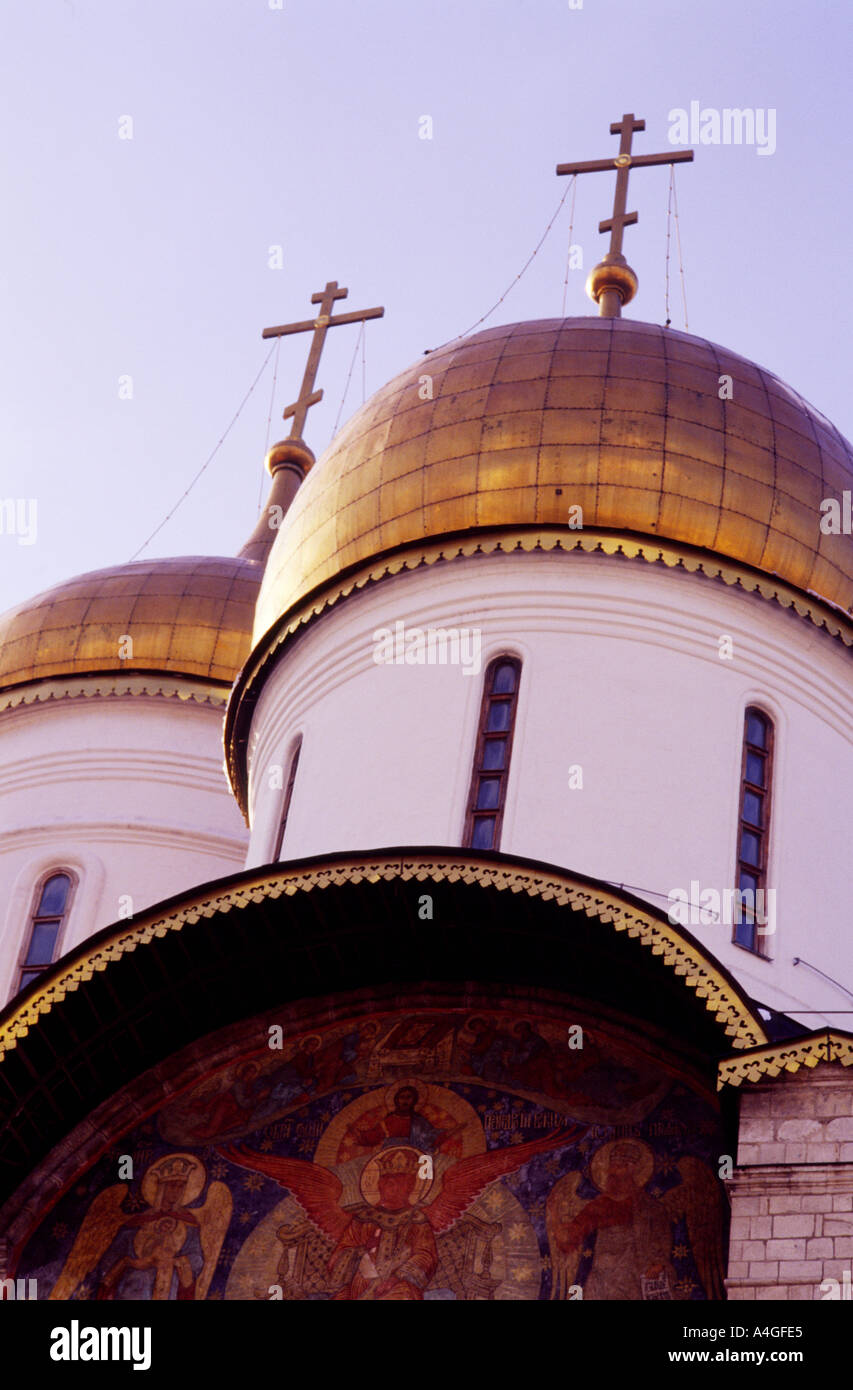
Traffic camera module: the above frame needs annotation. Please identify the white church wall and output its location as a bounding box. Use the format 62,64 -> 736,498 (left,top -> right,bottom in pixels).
0,693 -> 248,1004
245,549 -> 853,1028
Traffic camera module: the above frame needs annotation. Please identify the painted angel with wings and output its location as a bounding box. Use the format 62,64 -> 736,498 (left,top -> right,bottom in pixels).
49,1153 -> 231,1301
221,1122 -> 584,1301
546,1140 -> 725,1300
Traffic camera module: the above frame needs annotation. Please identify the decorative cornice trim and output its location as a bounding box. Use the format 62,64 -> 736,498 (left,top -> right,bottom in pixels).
0,672 -> 230,715
225,526 -> 853,812
0,850 -> 767,1061
717,1030 -> 853,1089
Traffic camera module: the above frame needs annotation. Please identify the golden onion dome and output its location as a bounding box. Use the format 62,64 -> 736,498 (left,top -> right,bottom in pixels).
0,555 -> 261,692
253,316 -> 853,644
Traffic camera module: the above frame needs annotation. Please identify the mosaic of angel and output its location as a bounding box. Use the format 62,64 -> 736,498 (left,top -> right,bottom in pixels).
546,1140 -> 725,1300
48,1154 -> 231,1301
222,1121 -> 583,1300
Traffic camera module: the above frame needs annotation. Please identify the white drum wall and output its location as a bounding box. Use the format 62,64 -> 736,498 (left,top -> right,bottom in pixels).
245,550 -> 853,1027
0,693 -> 248,1003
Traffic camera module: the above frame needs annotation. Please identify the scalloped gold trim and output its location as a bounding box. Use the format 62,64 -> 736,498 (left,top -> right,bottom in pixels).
0,852 -> 766,1061
227,527 -> 853,809
717,1031 -> 853,1089
0,673 -> 229,714
258,527 -> 853,656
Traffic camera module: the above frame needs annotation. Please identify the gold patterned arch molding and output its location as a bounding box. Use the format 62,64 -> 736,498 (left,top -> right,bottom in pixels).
226,526 -> 853,810
0,851 -> 767,1060
718,1030 -> 853,1090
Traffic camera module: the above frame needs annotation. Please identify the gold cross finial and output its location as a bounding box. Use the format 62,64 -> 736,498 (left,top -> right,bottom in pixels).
262,281 -> 385,442
557,114 -> 694,317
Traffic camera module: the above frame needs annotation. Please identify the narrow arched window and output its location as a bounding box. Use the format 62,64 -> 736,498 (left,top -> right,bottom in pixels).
273,738 -> 302,860
734,708 -> 774,954
17,871 -> 75,994
463,657 -> 521,851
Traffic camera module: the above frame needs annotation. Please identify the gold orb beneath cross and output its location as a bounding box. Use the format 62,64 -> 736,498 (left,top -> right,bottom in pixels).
586,254 -> 639,310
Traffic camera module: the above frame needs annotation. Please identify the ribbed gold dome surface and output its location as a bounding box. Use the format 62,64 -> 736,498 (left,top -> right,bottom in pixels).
0,555 -> 261,691
254,317 -> 853,641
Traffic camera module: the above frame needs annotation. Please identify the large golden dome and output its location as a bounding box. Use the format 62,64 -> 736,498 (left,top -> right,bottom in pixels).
254,316 -> 853,642
0,555 -> 261,692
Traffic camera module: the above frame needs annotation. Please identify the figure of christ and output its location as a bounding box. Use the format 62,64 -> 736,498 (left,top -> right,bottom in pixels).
350,1085 -> 458,1155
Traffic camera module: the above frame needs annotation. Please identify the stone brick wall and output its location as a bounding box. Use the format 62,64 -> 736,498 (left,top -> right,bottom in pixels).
726,1062 -> 853,1299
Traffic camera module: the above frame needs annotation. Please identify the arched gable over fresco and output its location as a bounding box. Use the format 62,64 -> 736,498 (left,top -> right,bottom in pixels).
0,851 -> 764,1299
13,993 -> 729,1301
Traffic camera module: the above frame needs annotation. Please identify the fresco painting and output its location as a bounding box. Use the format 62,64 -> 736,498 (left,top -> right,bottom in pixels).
15,1007 -> 727,1300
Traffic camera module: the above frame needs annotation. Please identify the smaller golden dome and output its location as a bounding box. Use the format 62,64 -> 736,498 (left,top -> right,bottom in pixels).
0,555 -> 261,692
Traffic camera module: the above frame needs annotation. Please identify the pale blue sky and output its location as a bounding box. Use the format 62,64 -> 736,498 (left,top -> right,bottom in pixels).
0,0 -> 849,609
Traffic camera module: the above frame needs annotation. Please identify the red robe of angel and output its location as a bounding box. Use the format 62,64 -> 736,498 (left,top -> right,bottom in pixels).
219,1120 -> 585,1300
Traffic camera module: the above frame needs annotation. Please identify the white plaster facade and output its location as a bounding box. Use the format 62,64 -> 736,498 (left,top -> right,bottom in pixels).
0,687 -> 248,1003
245,548 -> 853,1027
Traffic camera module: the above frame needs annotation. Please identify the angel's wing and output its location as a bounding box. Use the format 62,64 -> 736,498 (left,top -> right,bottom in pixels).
49,1184 -> 128,1300
545,1170 -> 588,1300
218,1143 -> 349,1243
661,1155 -> 726,1300
426,1123 -> 585,1235
194,1180 -> 233,1300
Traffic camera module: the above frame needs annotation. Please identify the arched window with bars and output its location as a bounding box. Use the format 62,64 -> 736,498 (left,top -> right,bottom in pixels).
463,656 -> 522,851
734,707 -> 774,955
16,870 -> 75,994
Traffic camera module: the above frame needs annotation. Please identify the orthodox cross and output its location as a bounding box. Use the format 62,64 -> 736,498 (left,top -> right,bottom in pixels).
262,281 -> 384,441
556,113 -> 693,258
